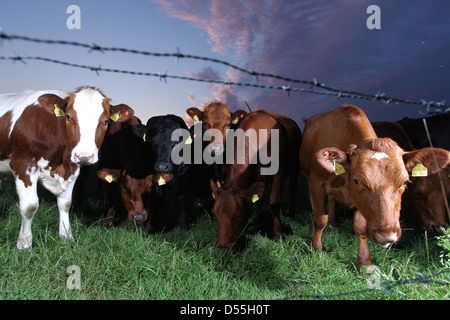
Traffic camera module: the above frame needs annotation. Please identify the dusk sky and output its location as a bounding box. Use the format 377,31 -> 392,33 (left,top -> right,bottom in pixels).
0,1 -> 449,129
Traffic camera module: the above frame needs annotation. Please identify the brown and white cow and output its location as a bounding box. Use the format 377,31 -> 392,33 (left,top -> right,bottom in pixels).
186,102 -> 247,156
299,105 -> 450,268
210,110 -> 302,250
372,121 -> 450,234
0,86 -> 133,250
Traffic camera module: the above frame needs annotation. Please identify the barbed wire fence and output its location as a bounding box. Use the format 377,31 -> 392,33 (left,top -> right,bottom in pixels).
1,30 -> 449,115
1,30 -> 450,299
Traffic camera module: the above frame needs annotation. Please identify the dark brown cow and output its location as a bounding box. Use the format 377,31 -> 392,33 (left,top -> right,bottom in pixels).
187,102 -> 247,156
0,87 -> 133,250
97,115 -> 153,227
210,110 -> 301,249
373,121 -> 450,234
299,105 -> 450,268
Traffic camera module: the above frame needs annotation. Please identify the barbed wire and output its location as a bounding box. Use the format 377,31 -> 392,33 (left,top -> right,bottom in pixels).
282,268 -> 450,300
0,30 -> 449,113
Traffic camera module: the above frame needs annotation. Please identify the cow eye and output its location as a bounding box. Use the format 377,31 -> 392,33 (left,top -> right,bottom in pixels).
226,123 -> 231,128
66,114 -> 71,122
353,179 -> 360,186
102,119 -> 109,126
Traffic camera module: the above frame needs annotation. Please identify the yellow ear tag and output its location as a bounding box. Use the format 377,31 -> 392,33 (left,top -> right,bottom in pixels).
185,136 -> 193,145
216,180 -> 221,188
143,133 -> 147,142
212,192 -> 215,200
54,104 -> 65,117
110,111 -> 120,122
158,176 -> 166,186
232,117 -> 239,125
412,162 -> 428,177
333,160 -> 346,176
251,194 -> 259,203
193,115 -> 200,121
105,175 -> 113,183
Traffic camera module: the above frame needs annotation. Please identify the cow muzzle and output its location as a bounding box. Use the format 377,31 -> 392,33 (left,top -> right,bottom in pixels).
154,161 -> 173,173
373,230 -> 400,248
74,152 -> 95,165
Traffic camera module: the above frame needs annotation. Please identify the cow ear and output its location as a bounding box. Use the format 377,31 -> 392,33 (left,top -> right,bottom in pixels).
145,174 -> 154,190
230,110 -> 248,125
316,147 -> 349,176
403,148 -> 450,176
97,168 -> 121,183
210,178 -> 219,193
38,94 -> 68,117
109,104 -> 134,123
245,181 -> 265,203
132,124 -> 150,142
186,107 -> 204,122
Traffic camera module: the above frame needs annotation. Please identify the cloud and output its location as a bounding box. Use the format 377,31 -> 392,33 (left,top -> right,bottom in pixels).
153,0 -> 450,125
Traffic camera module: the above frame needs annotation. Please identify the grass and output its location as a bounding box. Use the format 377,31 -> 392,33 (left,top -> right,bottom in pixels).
0,177 -> 449,300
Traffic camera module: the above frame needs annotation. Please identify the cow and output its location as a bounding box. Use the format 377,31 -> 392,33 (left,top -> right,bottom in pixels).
0,87 -> 133,250
397,113 -> 450,150
299,105 -> 450,268
372,121 -> 450,234
186,122 -> 216,218
96,115 -> 154,227
210,110 -> 302,250
132,114 -> 193,231
186,102 -> 247,156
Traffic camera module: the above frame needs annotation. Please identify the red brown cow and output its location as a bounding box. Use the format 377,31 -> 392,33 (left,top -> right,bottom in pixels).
187,102 -> 247,156
299,105 -> 450,268
0,87 -> 132,250
372,121 -> 450,234
210,110 -> 301,249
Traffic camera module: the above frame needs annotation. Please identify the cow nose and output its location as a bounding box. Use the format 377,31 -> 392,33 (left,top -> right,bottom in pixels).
154,161 -> 172,173
132,214 -> 146,222
374,231 -> 399,248
210,144 -> 223,157
75,153 -> 95,165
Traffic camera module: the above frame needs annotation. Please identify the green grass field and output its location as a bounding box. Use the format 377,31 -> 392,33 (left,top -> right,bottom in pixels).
0,176 -> 449,300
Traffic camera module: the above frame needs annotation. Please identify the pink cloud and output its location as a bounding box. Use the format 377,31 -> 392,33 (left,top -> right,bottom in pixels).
153,0 -> 450,124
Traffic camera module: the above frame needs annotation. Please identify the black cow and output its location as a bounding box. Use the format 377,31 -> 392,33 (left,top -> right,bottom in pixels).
96,116 -> 153,227
133,114 -> 193,231
397,113 -> 450,150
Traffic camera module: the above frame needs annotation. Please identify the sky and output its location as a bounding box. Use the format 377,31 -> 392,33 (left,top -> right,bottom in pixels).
0,0 -> 449,129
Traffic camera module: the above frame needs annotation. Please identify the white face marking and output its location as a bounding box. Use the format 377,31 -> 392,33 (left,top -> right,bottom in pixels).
371,152 -> 389,160
70,88 -> 105,164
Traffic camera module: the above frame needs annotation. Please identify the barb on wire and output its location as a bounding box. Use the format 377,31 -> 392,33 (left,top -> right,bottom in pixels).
0,30 -> 448,113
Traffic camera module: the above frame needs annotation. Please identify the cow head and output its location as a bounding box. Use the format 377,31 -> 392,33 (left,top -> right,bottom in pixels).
133,115 -> 188,186
318,139 -> 450,247
38,87 -> 133,165
402,148 -> 450,234
187,103 -> 247,156
97,168 -> 153,223
210,179 -> 265,250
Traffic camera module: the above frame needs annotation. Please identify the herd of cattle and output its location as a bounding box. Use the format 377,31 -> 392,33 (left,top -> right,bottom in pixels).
0,86 -> 448,269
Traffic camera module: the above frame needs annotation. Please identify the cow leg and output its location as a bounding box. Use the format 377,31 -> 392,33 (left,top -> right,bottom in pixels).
15,176 -> 39,250
270,172 -> 284,240
288,165 -> 299,218
309,178 -> 328,251
353,210 -> 372,268
56,179 -> 76,241
327,194 -> 337,228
